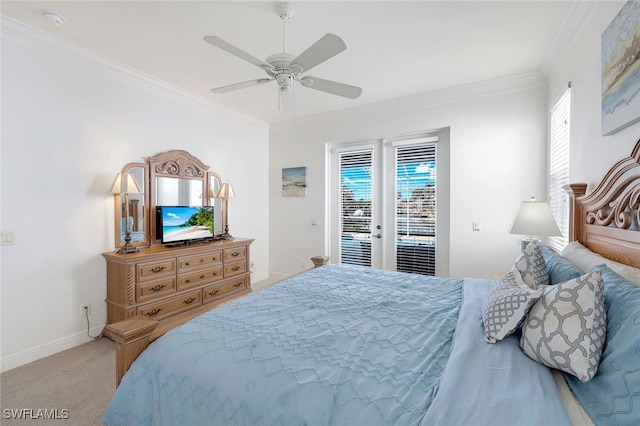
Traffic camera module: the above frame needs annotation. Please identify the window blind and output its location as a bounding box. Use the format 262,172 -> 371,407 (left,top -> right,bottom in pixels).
395,143 -> 437,275
339,149 -> 373,266
549,85 -> 571,252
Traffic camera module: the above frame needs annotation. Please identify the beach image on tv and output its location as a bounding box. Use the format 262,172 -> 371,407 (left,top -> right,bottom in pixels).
161,206 -> 213,243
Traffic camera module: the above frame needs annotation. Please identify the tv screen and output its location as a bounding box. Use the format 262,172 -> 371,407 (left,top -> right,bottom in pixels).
157,206 -> 214,245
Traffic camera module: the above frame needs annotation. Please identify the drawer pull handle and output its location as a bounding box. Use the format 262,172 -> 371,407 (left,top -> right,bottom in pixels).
145,308 -> 163,317
234,282 -> 242,288
150,284 -> 166,292
185,279 -> 191,283
185,262 -> 190,266
232,266 -> 240,272
183,297 -> 197,305
231,252 -> 240,257
199,274 -> 206,279
208,289 -> 219,296
199,258 -> 205,263
150,266 -> 166,273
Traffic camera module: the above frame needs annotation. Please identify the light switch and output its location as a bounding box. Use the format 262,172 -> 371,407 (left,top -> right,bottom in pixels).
0,231 -> 15,245
472,222 -> 481,232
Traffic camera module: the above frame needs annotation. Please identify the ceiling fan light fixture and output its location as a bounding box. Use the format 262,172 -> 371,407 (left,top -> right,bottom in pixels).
276,73 -> 295,91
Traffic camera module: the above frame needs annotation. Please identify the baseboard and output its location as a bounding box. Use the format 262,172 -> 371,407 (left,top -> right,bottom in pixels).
252,269 -> 318,291
252,275 -> 282,291
0,325 -> 105,373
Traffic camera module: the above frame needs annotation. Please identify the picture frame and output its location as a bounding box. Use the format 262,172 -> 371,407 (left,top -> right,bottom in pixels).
601,0 -> 640,136
282,167 -> 307,196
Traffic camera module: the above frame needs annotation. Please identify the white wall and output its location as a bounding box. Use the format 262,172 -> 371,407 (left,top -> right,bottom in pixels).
0,19 -> 270,371
547,1 -> 639,184
269,74 -> 549,281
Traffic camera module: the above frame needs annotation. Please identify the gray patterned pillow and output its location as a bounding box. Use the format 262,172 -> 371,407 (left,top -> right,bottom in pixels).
515,242 -> 549,289
520,271 -> 606,382
482,268 -> 541,343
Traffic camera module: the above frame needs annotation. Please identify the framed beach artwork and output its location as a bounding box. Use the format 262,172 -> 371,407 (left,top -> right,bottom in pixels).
282,167 -> 307,196
601,0 -> 640,136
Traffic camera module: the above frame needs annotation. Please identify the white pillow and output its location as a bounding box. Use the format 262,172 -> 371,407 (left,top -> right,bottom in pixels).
515,242 -> 549,289
482,268 -> 541,343
561,241 -> 640,285
520,271 -> 606,382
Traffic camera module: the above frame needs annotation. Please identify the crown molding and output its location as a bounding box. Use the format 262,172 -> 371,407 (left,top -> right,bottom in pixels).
280,70 -> 547,127
0,14 -> 269,132
539,1 -> 599,77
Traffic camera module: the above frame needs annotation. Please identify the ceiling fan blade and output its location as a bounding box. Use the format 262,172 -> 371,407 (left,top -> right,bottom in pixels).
204,36 -> 274,71
290,33 -> 347,73
300,76 -> 362,99
280,88 -> 298,112
211,78 -> 273,94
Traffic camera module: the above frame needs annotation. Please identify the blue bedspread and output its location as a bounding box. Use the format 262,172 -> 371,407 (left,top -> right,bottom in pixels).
422,279 -> 573,426
103,264 -> 464,425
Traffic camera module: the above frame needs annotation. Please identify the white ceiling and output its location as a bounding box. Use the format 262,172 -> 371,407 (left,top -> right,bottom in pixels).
1,1 -> 573,123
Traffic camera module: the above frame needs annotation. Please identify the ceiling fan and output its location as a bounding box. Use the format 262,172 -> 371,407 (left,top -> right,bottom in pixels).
203,2 -> 362,111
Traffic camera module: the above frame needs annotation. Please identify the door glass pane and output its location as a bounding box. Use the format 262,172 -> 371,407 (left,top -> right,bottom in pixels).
339,150 -> 372,266
396,144 -> 436,275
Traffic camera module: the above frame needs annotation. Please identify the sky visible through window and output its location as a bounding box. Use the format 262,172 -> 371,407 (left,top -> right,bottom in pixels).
341,161 -> 436,200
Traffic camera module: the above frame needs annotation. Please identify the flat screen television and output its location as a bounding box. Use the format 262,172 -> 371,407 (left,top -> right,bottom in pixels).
156,206 -> 214,245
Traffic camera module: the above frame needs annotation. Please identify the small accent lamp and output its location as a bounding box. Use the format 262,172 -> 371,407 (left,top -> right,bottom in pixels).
111,172 -> 143,253
510,196 -> 561,250
216,181 -> 236,240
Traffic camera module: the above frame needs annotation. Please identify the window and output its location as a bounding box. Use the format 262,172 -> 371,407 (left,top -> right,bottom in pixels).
338,149 -> 373,266
549,84 -> 571,252
394,142 -> 437,275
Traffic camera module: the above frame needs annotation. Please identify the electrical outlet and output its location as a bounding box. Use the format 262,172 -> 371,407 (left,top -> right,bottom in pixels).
250,261 -> 255,272
81,303 -> 91,318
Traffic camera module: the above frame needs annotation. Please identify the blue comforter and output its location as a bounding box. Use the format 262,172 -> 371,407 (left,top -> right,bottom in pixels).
103,265 -> 572,425
104,264 -> 463,425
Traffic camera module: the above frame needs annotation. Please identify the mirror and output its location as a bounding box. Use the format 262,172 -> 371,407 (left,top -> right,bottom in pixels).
156,177 -> 203,206
114,163 -> 149,249
209,173 -> 223,236
113,150 -> 227,249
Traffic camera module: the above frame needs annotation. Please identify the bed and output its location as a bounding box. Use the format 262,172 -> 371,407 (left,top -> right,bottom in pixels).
103,140 -> 640,425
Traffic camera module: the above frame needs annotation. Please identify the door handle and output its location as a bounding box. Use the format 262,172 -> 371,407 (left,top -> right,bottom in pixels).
371,234 -> 381,239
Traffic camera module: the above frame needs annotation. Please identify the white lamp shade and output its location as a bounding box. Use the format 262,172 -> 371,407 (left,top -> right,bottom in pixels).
111,172 -> 142,195
216,182 -> 235,199
509,200 -> 561,236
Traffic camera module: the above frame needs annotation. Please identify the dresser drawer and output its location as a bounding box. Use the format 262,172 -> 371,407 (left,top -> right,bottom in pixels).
136,259 -> 176,282
224,260 -> 247,277
137,290 -> 201,320
178,266 -> 223,290
203,276 -> 248,304
223,247 -> 246,262
137,277 -> 176,302
178,251 -> 222,272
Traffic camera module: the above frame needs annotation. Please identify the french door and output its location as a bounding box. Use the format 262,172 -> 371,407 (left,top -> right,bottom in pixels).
329,132 -> 443,275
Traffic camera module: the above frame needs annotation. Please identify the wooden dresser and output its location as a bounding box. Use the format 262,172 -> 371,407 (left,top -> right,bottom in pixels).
103,238 -> 253,339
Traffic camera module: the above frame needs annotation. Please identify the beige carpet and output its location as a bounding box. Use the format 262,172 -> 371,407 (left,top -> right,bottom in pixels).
1,338 -> 115,426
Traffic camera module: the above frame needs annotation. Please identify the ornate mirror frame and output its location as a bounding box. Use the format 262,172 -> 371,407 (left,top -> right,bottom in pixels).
113,150 -> 224,249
